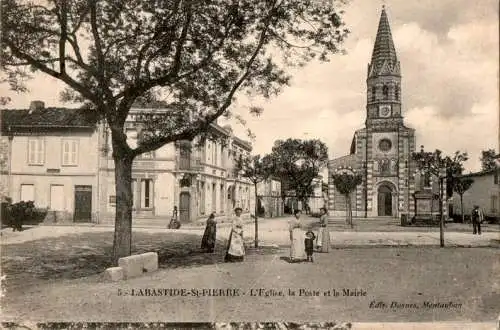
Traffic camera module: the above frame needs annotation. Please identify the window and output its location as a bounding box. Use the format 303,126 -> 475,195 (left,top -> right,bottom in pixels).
395,84 -> 400,101
494,172 -> 499,184
423,173 -> 431,188
371,86 -> 376,101
140,179 -> 153,208
382,85 -> 389,100
20,184 -> 35,202
28,139 -> 45,165
212,183 -> 216,213
214,144 -> 218,166
380,159 -> 390,175
491,195 -> 498,213
378,139 -> 392,152
179,147 -> 191,170
220,184 -> 224,213
62,140 -> 78,166
200,181 -> 206,215
132,179 -> 137,209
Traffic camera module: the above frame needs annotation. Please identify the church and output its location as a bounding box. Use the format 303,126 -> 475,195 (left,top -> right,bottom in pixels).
328,7 -> 419,218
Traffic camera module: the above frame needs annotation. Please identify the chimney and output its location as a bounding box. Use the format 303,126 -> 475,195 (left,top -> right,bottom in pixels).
29,100 -> 45,114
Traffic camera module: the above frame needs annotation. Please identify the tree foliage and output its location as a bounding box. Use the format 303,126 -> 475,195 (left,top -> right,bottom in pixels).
236,154 -> 273,185
480,149 -> 498,171
452,177 -> 474,223
452,177 -> 474,196
331,171 -> 362,228
268,138 -> 328,201
412,147 -> 468,246
1,0 -> 349,263
331,172 -> 362,196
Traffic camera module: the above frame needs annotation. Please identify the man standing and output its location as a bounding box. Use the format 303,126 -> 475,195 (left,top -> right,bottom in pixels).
471,205 -> 484,235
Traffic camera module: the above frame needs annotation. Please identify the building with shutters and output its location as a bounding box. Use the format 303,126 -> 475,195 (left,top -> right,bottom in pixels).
0,101 -> 100,223
1,102 -> 254,225
98,108 -> 255,226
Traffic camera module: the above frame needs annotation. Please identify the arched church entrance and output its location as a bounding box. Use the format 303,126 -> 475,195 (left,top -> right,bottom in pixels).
377,184 -> 393,216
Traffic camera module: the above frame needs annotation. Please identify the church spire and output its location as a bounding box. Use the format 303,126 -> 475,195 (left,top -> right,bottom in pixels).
369,6 -> 398,75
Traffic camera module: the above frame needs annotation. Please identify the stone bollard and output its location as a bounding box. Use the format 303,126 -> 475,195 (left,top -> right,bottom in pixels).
118,252 -> 159,280
103,267 -> 124,282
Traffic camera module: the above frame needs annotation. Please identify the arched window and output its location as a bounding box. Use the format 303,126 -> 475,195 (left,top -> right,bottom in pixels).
380,159 -> 390,175
383,85 -> 389,100
371,86 -> 376,101
395,84 -> 399,101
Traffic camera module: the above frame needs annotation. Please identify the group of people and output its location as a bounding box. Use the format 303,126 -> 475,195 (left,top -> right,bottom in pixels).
200,207 -> 246,262
200,206 -> 331,263
289,207 -> 330,263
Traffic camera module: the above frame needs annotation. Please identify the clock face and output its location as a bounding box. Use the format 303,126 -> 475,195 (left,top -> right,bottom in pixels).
379,105 -> 391,118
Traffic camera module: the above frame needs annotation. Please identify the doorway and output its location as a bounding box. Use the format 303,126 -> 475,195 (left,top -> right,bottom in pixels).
377,185 -> 393,216
50,185 -> 65,211
74,185 -> 92,222
179,192 -> 190,222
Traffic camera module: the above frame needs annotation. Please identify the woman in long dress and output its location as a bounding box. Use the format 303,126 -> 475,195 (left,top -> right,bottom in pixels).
316,207 -> 330,253
225,207 -> 245,262
289,209 -> 307,262
201,212 -> 217,252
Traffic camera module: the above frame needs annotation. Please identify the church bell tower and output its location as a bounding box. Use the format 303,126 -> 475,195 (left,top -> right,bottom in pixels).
327,6 -> 416,220
362,6 -> 416,218
366,6 -> 402,129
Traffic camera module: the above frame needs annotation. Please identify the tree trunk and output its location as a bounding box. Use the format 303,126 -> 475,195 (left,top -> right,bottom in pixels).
350,197 -> 353,227
254,184 -> 259,248
112,154 -> 134,265
439,178 -> 444,247
460,194 -> 464,223
344,194 -> 349,225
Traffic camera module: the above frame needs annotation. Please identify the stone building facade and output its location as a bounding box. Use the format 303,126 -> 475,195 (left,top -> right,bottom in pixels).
1,103 -> 254,225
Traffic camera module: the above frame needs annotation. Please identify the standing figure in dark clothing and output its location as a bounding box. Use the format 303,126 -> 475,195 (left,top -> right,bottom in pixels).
304,231 -> 316,262
201,212 -> 217,252
471,205 -> 483,235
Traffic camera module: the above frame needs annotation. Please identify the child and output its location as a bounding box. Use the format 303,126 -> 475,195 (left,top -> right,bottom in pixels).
304,231 -> 316,262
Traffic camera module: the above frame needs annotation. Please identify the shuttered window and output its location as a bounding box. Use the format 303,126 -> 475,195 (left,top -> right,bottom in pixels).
62,140 -> 78,166
28,139 -> 45,165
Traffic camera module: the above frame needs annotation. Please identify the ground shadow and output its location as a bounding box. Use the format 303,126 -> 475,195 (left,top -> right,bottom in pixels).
1,231 -> 282,291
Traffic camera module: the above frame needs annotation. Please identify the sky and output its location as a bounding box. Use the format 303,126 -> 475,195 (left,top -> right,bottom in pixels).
2,0 -> 498,173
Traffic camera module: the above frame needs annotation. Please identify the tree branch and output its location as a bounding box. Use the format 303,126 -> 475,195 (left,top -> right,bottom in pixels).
59,0 -> 68,75
5,40 -> 99,104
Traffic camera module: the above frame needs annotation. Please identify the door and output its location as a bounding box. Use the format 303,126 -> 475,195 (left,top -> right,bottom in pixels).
377,185 -> 392,216
74,185 -> 92,222
50,185 -> 65,211
179,192 -> 190,223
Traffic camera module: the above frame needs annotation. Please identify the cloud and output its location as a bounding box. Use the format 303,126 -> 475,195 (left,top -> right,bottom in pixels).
406,101 -> 498,172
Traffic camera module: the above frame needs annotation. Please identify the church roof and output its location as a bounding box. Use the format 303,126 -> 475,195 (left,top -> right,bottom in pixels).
370,6 -> 398,72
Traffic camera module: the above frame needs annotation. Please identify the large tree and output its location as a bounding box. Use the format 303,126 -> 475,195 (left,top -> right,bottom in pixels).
2,0 -> 349,263
412,147 -> 468,247
452,177 -> 474,223
480,149 -> 498,171
268,138 -> 329,208
236,154 -> 272,248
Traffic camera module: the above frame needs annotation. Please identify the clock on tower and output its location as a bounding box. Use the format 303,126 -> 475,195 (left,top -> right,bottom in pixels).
379,105 -> 391,118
